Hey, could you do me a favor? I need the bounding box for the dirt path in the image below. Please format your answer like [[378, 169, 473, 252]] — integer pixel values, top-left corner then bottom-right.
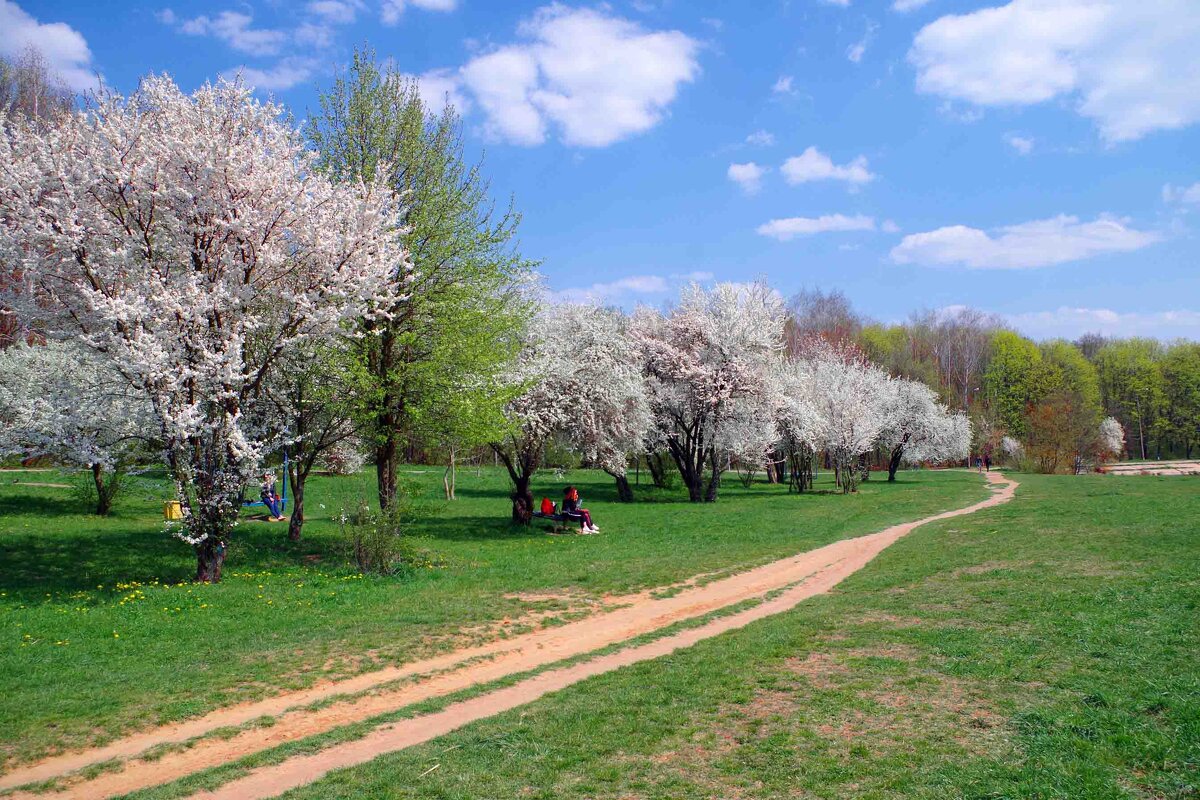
[[2, 472, 1017, 800], [1104, 460, 1200, 476]]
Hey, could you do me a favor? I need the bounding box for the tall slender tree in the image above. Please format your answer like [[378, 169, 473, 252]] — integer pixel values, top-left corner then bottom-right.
[[308, 49, 535, 510]]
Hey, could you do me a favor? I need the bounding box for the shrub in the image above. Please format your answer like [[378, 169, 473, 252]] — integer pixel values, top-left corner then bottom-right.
[[338, 500, 419, 576]]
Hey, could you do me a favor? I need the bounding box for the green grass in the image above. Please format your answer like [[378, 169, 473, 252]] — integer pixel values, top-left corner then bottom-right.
[[257, 474, 1200, 800], [0, 464, 983, 768]]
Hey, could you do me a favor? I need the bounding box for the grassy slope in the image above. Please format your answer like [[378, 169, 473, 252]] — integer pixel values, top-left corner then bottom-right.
[[0, 466, 982, 767], [276, 474, 1200, 800]]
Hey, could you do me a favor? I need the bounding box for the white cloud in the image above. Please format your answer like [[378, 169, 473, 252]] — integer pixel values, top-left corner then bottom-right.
[[295, 22, 334, 48], [757, 214, 876, 241], [1005, 134, 1034, 155], [728, 162, 767, 194], [0, 0, 98, 91], [408, 67, 471, 113], [892, 0, 932, 11], [746, 129, 775, 146], [772, 74, 795, 95], [781, 146, 875, 186], [890, 214, 1160, 269], [459, 5, 700, 147], [551, 274, 670, 304], [155, 8, 177, 25], [846, 21, 878, 63], [228, 57, 318, 92], [909, 0, 1200, 143], [1008, 307, 1200, 340], [381, 0, 458, 25], [180, 10, 287, 55], [671, 270, 714, 282], [1163, 182, 1200, 205], [881, 219, 901, 233], [820, 0, 852, 6], [307, 0, 360, 24]]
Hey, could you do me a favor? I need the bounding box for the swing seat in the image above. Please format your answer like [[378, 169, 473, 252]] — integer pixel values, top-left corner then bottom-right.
[[243, 453, 289, 512]]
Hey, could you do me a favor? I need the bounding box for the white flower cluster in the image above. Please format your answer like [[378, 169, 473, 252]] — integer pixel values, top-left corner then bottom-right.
[[0, 76, 408, 548]]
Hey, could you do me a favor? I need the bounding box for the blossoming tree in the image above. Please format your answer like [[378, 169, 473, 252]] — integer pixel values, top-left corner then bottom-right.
[[0, 341, 152, 515], [879, 378, 971, 481], [632, 283, 784, 502], [1099, 416, 1125, 460], [0, 77, 404, 581], [804, 342, 893, 493], [492, 303, 650, 522]]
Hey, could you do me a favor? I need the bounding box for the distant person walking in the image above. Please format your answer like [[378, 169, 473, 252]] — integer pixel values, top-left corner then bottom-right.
[[984, 454, 992, 472]]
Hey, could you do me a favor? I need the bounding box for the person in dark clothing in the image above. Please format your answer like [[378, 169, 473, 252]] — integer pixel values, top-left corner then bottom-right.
[[260, 472, 284, 521], [983, 453, 992, 472], [562, 486, 599, 533]]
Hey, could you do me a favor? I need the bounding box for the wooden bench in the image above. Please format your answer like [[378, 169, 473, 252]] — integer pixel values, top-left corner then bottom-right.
[[531, 510, 575, 533]]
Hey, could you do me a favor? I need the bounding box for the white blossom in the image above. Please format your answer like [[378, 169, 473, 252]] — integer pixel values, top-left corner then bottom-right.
[[1099, 416, 1124, 457], [631, 282, 784, 501], [0, 76, 406, 573], [880, 378, 971, 473]]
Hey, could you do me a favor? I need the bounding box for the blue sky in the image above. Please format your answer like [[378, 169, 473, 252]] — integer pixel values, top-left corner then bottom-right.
[[3, 0, 1199, 339]]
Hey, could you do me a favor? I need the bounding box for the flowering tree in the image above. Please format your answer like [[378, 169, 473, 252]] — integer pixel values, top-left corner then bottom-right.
[[632, 283, 784, 502], [492, 303, 650, 522], [880, 378, 971, 481], [771, 359, 826, 492], [0, 77, 403, 581], [804, 342, 893, 493], [1099, 416, 1125, 460], [0, 341, 152, 514]]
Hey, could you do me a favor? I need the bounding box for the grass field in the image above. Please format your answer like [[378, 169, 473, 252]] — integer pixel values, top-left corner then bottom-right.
[[0, 465, 985, 769], [256, 473, 1199, 800]]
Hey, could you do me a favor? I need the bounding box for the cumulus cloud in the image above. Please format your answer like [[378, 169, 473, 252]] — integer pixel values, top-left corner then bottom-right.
[[728, 162, 767, 194], [1005, 134, 1034, 155], [228, 57, 318, 92], [1008, 307, 1200, 340], [381, 0, 458, 26], [909, 0, 1200, 142], [893, 0, 933, 11], [408, 67, 471, 113], [781, 147, 874, 186], [1163, 182, 1200, 205], [458, 5, 700, 147], [180, 10, 288, 55], [756, 214, 876, 241], [890, 214, 1160, 269], [772, 75, 796, 95], [0, 0, 98, 91]]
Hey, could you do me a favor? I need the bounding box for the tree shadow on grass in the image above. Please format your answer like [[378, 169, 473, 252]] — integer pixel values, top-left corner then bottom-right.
[[0, 493, 92, 519]]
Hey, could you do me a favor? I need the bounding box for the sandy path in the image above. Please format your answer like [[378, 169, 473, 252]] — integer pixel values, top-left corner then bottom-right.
[[3, 472, 1016, 800]]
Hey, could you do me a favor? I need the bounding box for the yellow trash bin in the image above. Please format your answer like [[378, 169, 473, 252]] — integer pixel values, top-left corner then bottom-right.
[[164, 500, 183, 521]]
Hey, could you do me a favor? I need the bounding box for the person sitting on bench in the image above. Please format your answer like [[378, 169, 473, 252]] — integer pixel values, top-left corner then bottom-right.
[[562, 486, 598, 533]]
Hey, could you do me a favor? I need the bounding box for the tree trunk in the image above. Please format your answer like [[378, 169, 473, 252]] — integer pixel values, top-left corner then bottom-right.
[[443, 448, 457, 500], [376, 432, 398, 510], [887, 445, 903, 482], [612, 472, 634, 503], [511, 474, 532, 524], [91, 463, 113, 516], [195, 538, 227, 583], [645, 451, 670, 488], [287, 472, 305, 542], [703, 449, 722, 502]]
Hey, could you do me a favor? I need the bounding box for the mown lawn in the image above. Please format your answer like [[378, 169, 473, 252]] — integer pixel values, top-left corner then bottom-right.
[[273, 473, 1200, 800], [0, 465, 983, 768]]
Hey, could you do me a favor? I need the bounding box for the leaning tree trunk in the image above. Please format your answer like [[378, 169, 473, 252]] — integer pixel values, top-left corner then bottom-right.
[[91, 463, 114, 516], [195, 538, 227, 583], [646, 452, 672, 489], [609, 471, 634, 503], [887, 444, 904, 482]]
